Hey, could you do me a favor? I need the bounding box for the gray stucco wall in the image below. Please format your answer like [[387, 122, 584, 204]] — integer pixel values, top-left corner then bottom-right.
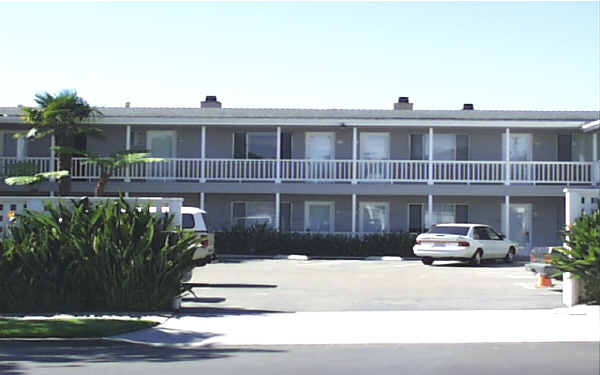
[[87, 126, 126, 155]]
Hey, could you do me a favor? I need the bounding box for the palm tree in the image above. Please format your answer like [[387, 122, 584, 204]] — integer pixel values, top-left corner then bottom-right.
[[19, 90, 102, 195], [54, 147, 163, 196]]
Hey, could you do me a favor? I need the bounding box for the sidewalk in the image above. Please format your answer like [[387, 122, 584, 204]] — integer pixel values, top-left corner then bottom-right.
[[112, 305, 600, 348]]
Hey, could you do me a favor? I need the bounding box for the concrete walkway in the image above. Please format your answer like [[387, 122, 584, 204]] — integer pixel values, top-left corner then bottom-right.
[[112, 305, 600, 348]]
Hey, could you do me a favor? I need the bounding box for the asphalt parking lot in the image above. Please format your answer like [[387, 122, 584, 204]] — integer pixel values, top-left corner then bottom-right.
[[185, 258, 563, 312]]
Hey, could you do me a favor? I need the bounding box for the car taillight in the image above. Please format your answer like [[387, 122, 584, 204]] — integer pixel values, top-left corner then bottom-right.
[[415, 240, 422, 245], [458, 241, 470, 247]]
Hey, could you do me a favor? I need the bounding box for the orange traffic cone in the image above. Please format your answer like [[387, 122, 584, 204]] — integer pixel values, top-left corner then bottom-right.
[[536, 274, 553, 288]]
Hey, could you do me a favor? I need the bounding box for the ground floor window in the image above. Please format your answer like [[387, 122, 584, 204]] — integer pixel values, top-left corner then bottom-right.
[[304, 201, 334, 233], [409, 203, 469, 233], [232, 201, 291, 231], [359, 202, 389, 233]]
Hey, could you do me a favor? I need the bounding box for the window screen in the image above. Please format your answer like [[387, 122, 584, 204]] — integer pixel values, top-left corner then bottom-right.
[[410, 135, 423, 160], [456, 135, 469, 161], [409, 204, 423, 233], [455, 204, 469, 223], [557, 135, 571, 162]]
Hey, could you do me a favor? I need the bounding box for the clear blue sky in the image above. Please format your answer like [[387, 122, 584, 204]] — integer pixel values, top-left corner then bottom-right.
[[0, 2, 598, 110]]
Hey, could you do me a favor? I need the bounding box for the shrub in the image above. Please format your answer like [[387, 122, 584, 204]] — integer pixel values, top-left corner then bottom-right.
[[0, 197, 203, 313], [215, 224, 416, 257], [552, 210, 600, 304]]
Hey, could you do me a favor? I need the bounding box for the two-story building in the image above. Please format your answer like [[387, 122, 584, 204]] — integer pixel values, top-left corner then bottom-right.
[[1, 96, 599, 251]]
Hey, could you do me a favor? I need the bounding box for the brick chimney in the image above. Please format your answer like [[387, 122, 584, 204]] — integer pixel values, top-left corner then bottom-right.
[[201, 95, 222, 108], [394, 97, 413, 110]]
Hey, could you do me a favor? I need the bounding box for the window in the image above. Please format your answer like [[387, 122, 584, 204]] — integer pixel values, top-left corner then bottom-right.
[[359, 202, 389, 233], [558, 134, 592, 162], [473, 227, 491, 240], [305, 201, 334, 233], [1, 132, 17, 157], [147, 131, 176, 157], [428, 226, 470, 236], [485, 227, 502, 240], [502, 133, 532, 161], [428, 204, 469, 226], [412, 134, 469, 160], [232, 201, 291, 231], [182, 213, 195, 229], [234, 132, 292, 159]]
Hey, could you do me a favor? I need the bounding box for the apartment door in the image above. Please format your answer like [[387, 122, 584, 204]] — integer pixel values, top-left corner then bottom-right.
[[501, 203, 532, 251], [147, 131, 176, 178], [306, 133, 334, 180], [360, 132, 390, 180]]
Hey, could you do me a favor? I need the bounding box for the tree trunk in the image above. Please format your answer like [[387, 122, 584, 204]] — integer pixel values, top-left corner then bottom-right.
[[57, 134, 73, 196], [95, 172, 111, 196]]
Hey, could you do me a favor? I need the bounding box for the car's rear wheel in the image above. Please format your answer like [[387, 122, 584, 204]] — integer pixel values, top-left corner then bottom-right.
[[421, 257, 434, 266], [470, 250, 482, 266], [504, 247, 516, 264]]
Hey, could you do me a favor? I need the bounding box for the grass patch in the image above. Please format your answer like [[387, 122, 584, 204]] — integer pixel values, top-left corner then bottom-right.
[[0, 318, 158, 338]]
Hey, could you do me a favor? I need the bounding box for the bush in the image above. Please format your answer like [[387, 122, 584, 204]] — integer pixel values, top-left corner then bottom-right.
[[215, 224, 416, 257], [0, 197, 203, 313], [552, 210, 600, 304]]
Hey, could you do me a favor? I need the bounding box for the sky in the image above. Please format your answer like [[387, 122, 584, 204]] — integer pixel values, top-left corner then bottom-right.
[[0, 1, 598, 111]]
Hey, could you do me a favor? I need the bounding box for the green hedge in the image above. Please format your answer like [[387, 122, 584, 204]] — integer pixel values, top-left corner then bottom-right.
[[215, 224, 416, 257], [0, 197, 203, 313]]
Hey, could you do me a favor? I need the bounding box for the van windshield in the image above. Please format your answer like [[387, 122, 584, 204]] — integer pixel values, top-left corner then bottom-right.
[[428, 226, 469, 236]]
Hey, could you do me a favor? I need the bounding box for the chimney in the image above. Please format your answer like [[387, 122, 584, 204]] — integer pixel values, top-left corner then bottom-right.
[[125, 102, 131, 108], [463, 103, 474, 110], [394, 97, 413, 110], [201, 95, 222, 108]]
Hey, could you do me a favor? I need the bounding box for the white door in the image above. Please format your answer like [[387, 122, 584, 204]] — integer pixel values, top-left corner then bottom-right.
[[305, 201, 334, 233], [147, 131, 176, 178], [501, 203, 532, 251], [360, 133, 390, 180], [359, 202, 389, 233]]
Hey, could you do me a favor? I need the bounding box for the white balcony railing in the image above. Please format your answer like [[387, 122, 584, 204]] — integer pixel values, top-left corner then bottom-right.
[[0, 157, 52, 176], [1, 157, 596, 185]]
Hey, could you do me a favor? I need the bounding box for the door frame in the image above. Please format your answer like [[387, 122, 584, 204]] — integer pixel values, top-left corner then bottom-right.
[[304, 201, 335, 233], [501, 203, 533, 250], [359, 201, 390, 233]]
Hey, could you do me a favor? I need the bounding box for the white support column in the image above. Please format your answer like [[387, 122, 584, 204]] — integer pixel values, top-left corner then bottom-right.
[[428, 127, 434, 185], [593, 133, 598, 185], [275, 193, 280, 231], [276, 126, 282, 183], [352, 194, 357, 233], [125, 125, 131, 183], [505, 128, 511, 185], [504, 195, 510, 240], [200, 192, 205, 211], [352, 127, 358, 184], [16, 138, 26, 161], [200, 126, 206, 182], [427, 194, 433, 229]]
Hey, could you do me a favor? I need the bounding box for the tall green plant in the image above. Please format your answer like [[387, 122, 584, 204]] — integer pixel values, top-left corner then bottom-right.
[[0, 197, 203, 313], [552, 211, 600, 304]]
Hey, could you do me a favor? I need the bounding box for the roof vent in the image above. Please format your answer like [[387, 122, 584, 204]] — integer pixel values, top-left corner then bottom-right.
[[201, 95, 222, 108], [394, 96, 413, 110], [463, 103, 474, 110]]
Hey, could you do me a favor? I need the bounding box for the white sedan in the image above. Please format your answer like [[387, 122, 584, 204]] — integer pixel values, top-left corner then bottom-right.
[[412, 224, 518, 266]]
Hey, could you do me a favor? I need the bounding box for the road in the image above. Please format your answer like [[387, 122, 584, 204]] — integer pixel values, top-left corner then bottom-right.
[[1, 340, 598, 375]]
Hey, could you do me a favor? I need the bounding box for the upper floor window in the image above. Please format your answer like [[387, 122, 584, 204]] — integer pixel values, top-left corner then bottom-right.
[[234, 132, 292, 159], [0, 131, 17, 157], [411, 134, 469, 160], [558, 134, 592, 162]]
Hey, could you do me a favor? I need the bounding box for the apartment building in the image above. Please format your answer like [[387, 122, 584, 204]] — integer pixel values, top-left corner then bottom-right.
[[1, 96, 599, 251]]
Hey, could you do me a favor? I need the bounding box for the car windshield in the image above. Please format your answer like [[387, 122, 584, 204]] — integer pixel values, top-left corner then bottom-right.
[[427, 226, 469, 235]]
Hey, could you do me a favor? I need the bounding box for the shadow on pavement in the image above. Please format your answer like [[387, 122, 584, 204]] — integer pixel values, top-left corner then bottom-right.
[[177, 306, 290, 317], [0, 340, 284, 369], [181, 297, 226, 303], [432, 261, 526, 269], [185, 283, 277, 288]]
